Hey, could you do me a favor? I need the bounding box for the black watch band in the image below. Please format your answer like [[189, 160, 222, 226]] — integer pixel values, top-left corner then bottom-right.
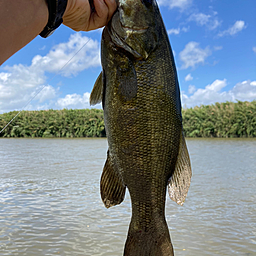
[[40, 0, 68, 38]]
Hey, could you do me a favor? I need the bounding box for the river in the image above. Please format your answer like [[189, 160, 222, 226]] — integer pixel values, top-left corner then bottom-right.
[[0, 138, 255, 255]]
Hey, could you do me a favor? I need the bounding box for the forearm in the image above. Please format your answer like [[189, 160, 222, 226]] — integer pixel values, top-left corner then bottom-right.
[[0, 0, 117, 65], [0, 0, 48, 65]]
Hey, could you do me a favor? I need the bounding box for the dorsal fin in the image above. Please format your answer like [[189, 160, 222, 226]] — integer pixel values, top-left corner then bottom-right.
[[90, 72, 103, 106]]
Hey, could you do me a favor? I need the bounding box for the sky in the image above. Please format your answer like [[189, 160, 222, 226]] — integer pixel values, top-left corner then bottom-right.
[[0, 0, 255, 114]]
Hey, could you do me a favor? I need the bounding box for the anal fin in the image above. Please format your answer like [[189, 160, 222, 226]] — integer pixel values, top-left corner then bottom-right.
[[101, 151, 126, 208], [168, 132, 192, 206]]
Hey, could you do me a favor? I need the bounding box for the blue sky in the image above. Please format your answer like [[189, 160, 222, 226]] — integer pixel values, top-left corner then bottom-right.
[[0, 0, 255, 113]]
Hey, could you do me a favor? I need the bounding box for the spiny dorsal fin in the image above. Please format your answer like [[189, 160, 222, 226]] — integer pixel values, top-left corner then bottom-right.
[[90, 72, 103, 106], [101, 151, 126, 208], [168, 132, 192, 206]]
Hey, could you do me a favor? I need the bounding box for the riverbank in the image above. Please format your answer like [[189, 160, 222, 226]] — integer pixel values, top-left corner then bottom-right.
[[1, 101, 255, 138]]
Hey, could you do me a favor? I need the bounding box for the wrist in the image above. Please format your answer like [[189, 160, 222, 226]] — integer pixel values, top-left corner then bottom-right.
[[40, 0, 68, 38]]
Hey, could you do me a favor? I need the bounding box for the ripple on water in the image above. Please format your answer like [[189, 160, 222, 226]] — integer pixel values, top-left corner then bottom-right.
[[0, 138, 256, 255]]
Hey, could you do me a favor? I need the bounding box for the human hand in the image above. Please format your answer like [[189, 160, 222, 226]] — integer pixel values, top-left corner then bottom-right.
[[63, 0, 117, 31]]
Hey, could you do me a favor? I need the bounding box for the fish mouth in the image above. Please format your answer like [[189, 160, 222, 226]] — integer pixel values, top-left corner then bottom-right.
[[107, 12, 149, 59], [109, 26, 147, 59], [112, 12, 149, 36]]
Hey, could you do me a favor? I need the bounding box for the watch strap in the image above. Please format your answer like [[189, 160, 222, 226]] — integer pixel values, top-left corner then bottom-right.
[[40, 0, 68, 38]]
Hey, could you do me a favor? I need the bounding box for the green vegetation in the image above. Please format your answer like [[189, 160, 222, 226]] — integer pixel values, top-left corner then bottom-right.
[[182, 101, 256, 138], [0, 101, 255, 138], [0, 109, 105, 138]]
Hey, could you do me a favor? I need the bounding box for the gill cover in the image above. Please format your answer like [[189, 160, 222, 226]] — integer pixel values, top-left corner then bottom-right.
[[110, 0, 158, 59]]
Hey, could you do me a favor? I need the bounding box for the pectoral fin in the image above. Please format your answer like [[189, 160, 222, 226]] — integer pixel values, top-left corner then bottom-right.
[[100, 151, 126, 208], [168, 132, 192, 206], [90, 72, 103, 106]]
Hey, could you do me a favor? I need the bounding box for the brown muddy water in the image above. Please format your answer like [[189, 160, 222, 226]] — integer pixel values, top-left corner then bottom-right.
[[0, 138, 255, 255]]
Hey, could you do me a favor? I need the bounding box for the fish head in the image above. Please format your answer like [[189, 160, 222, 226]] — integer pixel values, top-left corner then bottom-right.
[[107, 0, 160, 59], [117, 0, 154, 31]]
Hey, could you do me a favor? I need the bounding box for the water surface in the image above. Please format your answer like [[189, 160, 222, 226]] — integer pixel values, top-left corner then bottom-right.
[[0, 138, 255, 255]]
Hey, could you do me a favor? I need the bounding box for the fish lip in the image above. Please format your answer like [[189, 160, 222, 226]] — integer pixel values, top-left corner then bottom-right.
[[106, 9, 150, 59], [111, 9, 149, 36]]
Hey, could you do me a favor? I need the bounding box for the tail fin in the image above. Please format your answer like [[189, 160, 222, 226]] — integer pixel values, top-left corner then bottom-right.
[[124, 219, 174, 256]]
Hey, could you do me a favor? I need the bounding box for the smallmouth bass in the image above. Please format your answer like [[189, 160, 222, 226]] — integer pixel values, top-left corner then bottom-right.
[[90, 0, 192, 255]]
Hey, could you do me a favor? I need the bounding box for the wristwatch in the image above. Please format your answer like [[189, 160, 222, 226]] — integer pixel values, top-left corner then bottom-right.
[[40, 0, 68, 38]]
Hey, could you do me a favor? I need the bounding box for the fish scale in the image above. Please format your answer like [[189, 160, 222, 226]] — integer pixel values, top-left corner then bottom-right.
[[90, 0, 192, 255]]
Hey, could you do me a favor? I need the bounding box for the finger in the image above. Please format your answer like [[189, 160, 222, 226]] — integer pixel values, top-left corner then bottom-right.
[[63, 0, 91, 31], [88, 0, 116, 30], [103, 0, 117, 23]]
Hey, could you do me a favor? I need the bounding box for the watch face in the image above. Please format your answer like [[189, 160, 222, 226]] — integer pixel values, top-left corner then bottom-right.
[[41, 29, 56, 38], [47, 30, 56, 38]]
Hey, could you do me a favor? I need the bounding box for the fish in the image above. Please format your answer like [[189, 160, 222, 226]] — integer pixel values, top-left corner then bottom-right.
[[90, 0, 192, 255]]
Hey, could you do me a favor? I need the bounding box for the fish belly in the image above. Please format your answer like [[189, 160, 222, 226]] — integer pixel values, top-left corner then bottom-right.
[[104, 59, 181, 256]]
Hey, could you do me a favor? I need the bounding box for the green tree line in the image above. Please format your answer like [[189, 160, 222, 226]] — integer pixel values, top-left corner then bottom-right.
[[0, 109, 105, 138], [0, 101, 255, 138], [182, 101, 256, 138]]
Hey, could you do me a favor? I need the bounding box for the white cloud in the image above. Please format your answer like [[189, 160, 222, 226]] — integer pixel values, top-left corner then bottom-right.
[[168, 28, 180, 35], [0, 64, 46, 113], [168, 27, 189, 35], [39, 45, 46, 51], [182, 27, 190, 32], [56, 93, 90, 109], [189, 13, 210, 26], [179, 42, 211, 69], [188, 12, 221, 30], [31, 33, 100, 77], [214, 46, 223, 51], [0, 33, 100, 113], [209, 19, 222, 30], [37, 85, 57, 103], [185, 73, 193, 81], [0, 72, 11, 82], [218, 20, 246, 37], [232, 80, 256, 100], [56, 93, 101, 109], [188, 85, 196, 94], [158, 0, 192, 10], [182, 79, 256, 108], [253, 47, 256, 53]]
